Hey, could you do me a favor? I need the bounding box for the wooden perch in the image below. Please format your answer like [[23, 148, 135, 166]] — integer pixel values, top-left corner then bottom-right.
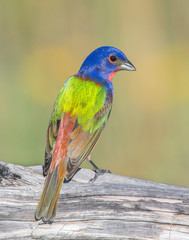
[[0, 161, 189, 240]]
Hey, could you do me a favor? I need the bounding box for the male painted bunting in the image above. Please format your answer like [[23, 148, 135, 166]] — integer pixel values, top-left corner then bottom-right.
[[35, 46, 136, 223]]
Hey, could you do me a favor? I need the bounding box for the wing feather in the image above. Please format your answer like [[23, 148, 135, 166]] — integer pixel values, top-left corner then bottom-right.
[[43, 119, 60, 176], [65, 105, 112, 180], [43, 77, 113, 178]]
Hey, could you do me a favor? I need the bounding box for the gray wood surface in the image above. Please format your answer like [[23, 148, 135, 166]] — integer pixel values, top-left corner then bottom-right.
[[0, 161, 189, 240]]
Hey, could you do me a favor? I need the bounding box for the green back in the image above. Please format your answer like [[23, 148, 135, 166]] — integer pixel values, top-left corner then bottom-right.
[[51, 76, 108, 133]]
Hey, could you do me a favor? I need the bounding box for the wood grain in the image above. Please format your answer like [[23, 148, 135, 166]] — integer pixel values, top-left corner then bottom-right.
[[0, 161, 189, 240]]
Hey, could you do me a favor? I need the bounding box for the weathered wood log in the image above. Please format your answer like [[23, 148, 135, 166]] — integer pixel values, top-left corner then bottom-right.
[[0, 161, 189, 240]]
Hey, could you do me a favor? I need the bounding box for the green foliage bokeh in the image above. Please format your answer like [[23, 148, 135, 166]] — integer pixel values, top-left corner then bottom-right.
[[1, 0, 189, 187]]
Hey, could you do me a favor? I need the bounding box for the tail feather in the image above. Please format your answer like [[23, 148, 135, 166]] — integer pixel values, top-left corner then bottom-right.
[[35, 160, 66, 223]]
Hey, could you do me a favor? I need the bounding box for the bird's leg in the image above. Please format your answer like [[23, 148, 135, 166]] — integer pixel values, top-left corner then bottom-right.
[[87, 154, 111, 182], [87, 154, 100, 172]]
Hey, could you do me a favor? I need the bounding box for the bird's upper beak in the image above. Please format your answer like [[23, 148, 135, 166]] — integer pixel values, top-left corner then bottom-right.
[[119, 59, 136, 71]]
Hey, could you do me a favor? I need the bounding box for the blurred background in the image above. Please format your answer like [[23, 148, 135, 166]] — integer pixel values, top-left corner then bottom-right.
[[1, 0, 189, 187]]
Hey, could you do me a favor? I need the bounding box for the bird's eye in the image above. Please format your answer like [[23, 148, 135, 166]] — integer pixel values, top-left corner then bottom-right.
[[109, 54, 118, 63]]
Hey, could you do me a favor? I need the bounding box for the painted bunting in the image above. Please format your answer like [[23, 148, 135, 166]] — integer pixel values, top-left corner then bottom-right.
[[35, 46, 136, 223]]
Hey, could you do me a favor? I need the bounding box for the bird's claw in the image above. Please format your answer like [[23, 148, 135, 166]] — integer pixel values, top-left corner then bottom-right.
[[89, 168, 111, 183]]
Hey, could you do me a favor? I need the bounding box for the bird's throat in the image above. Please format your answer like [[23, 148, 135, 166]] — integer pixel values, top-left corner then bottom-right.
[[109, 70, 118, 82]]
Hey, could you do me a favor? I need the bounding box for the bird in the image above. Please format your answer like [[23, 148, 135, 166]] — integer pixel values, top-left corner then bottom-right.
[[35, 46, 136, 223]]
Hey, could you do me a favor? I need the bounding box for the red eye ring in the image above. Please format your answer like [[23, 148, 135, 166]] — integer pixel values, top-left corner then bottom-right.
[[109, 54, 118, 63]]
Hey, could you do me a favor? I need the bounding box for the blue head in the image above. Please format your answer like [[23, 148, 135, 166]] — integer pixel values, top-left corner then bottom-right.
[[77, 46, 135, 84]]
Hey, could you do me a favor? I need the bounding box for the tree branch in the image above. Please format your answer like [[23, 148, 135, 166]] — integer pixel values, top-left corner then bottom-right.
[[0, 161, 189, 240]]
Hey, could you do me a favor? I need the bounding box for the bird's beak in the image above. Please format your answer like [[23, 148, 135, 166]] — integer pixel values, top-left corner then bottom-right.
[[120, 59, 136, 71]]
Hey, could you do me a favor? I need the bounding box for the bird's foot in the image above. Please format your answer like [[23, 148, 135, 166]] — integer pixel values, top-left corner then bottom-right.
[[90, 168, 111, 183], [87, 156, 111, 182]]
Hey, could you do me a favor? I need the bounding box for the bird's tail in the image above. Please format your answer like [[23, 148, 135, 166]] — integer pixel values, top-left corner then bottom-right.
[[35, 160, 66, 223]]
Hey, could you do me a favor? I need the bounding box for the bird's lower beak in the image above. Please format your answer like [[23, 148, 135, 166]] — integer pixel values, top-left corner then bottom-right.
[[120, 59, 136, 71]]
